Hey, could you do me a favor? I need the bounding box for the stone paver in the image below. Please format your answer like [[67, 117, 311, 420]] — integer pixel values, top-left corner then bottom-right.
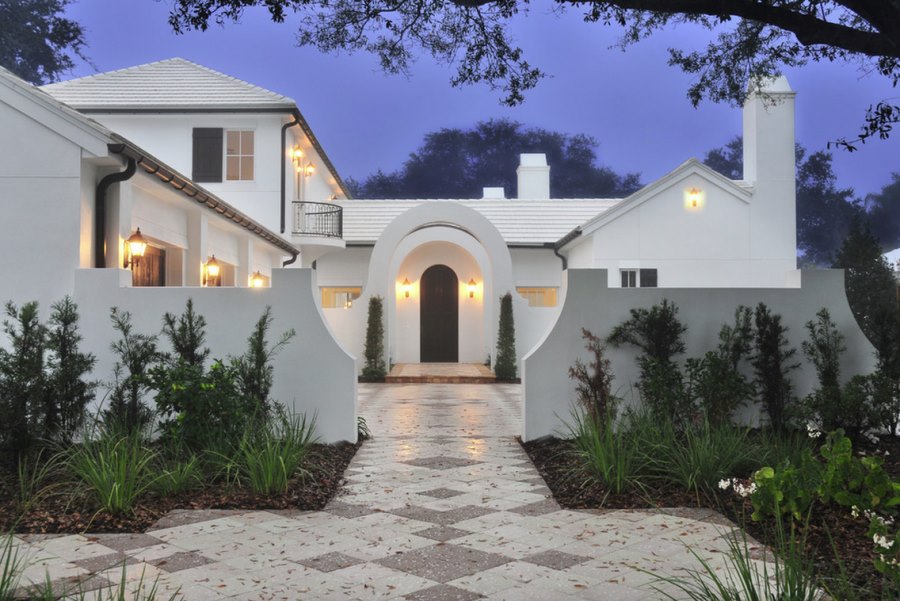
[[8, 383, 770, 600]]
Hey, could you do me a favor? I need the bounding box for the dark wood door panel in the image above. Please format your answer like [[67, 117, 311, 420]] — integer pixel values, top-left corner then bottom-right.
[[420, 264, 458, 362]]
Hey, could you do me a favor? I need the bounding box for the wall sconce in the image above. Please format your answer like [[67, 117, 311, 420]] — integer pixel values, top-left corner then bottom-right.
[[291, 146, 304, 163], [305, 163, 316, 177], [402, 278, 411, 298], [123, 228, 147, 270], [345, 298, 353, 309], [686, 187, 702, 209], [468, 278, 477, 299], [250, 270, 265, 288], [203, 255, 220, 287]]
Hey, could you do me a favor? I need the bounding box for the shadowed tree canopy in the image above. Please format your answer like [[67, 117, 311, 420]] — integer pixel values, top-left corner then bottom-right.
[[0, 0, 88, 85], [703, 136, 862, 266], [864, 174, 900, 252], [168, 1, 899, 148], [346, 119, 642, 199]]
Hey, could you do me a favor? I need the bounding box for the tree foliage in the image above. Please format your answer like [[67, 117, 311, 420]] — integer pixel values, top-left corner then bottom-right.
[[494, 292, 517, 380], [703, 136, 862, 266], [168, 1, 900, 146], [864, 174, 900, 252], [0, 0, 88, 85], [362, 296, 386, 380], [349, 120, 641, 199]]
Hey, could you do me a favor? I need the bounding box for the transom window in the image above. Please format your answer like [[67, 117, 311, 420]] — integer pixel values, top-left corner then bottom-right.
[[321, 287, 362, 308], [225, 130, 254, 181], [517, 287, 558, 307], [621, 269, 658, 288]]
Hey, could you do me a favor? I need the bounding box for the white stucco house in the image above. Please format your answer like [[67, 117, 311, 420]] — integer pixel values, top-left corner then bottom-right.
[[0, 57, 812, 440]]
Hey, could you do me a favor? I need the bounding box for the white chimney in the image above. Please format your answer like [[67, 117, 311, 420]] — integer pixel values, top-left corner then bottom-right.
[[482, 187, 505, 199], [742, 74, 797, 267], [517, 153, 550, 199]]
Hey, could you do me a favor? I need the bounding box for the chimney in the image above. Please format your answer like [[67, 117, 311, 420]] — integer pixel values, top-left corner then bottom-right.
[[742, 74, 797, 267], [482, 187, 505, 199], [517, 153, 550, 199]]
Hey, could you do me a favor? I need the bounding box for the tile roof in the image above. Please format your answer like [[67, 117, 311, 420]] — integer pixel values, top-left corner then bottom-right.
[[41, 58, 296, 110], [338, 199, 621, 245]]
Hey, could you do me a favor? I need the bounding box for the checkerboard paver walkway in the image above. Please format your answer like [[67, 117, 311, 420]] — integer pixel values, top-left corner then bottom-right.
[[8, 383, 768, 600]]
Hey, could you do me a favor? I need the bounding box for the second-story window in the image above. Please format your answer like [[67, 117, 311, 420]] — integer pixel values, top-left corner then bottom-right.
[[225, 130, 254, 181]]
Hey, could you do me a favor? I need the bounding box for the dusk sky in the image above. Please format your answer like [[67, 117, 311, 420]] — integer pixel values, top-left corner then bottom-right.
[[63, 0, 898, 198]]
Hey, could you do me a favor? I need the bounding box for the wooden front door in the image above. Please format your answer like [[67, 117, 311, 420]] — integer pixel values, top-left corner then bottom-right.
[[420, 264, 458, 362]]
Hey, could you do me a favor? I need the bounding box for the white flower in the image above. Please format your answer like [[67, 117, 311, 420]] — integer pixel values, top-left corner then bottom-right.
[[873, 534, 892, 550], [851, 505, 860, 518], [806, 423, 822, 439], [718, 479, 731, 491]]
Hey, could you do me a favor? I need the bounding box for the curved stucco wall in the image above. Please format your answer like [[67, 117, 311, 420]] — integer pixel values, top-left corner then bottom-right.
[[74, 267, 357, 443], [522, 269, 877, 441]]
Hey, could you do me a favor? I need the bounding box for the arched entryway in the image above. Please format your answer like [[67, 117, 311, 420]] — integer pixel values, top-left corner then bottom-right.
[[420, 264, 459, 362]]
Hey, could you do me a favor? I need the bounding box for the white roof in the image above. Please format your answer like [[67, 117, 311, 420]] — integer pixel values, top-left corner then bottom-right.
[[41, 58, 296, 110], [339, 199, 621, 245]]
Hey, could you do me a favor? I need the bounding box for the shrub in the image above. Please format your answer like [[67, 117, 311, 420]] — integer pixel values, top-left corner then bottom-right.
[[66, 427, 158, 515], [608, 299, 689, 420], [105, 309, 158, 434], [231, 307, 295, 416], [0, 534, 25, 601], [751, 303, 800, 432], [44, 297, 96, 443], [161, 298, 209, 368], [494, 292, 517, 380], [0, 302, 46, 463], [153, 455, 202, 495], [568, 328, 617, 426], [362, 296, 386, 379]]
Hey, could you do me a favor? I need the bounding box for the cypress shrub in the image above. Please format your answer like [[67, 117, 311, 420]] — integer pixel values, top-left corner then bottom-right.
[[495, 292, 517, 380], [363, 296, 386, 380]]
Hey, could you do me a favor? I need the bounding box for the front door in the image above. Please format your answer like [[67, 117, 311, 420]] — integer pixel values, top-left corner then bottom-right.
[[420, 264, 458, 362]]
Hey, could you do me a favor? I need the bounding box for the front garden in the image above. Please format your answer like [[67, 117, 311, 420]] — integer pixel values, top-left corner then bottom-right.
[[0, 298, 358, 536], [524, 299, 900, 599]]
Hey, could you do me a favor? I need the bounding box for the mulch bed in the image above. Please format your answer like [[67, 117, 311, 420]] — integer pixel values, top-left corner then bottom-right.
[[522, 434, 900, 599], [0, 440, 360, 535]]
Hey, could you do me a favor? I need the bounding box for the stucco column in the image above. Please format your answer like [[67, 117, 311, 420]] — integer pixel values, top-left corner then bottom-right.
[[238, 236, 253, 287], [105, 178, 133, 270], [186, 211, 208, 286]]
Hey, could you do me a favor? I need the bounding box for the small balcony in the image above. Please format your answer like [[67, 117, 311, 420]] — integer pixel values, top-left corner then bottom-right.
[[292, 201, 343, 238], [291, 201, 344, 265]]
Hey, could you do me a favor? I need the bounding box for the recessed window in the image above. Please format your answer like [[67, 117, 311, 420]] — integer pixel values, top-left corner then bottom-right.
[[225, 130, 254, 181], [321, 287, 361, 308], [517, 287, 558, 307], [620, 269, 658, 288]]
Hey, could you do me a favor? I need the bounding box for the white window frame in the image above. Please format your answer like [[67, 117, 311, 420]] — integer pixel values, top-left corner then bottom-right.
[[620, 269, 638, 288], [224, 129, 255, 182]]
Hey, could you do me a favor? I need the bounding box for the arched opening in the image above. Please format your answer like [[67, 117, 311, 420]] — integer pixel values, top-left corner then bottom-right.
[[419, 264, 459, 362]]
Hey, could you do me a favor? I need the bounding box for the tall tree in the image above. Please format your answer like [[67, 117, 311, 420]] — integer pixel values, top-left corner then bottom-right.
[[863, 174, 900, 251], [0, 0, 88, 85], [350, 119, 641, 198], [168, 1, 899, 147], [702, 136, 862, 266]]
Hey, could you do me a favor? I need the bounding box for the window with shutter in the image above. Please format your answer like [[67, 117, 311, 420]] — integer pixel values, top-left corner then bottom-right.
[[192, 128, 223, 182], [639, 269, 658, 288]]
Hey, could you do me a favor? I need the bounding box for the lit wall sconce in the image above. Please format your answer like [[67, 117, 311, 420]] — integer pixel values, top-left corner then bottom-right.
[[305, 163, 316, 177], [345, 298, 353, 309], [250, 270, 265, 288], [468, 278, 477, 299], [123, 228, 147, 270], [402, 278, 411, 298], [203, 255, 220, 287], [291, 146, 304, 163], [685, 186, 703, 209]]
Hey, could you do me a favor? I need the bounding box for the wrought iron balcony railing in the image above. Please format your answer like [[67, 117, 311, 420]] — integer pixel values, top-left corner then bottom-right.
[[292, 201, 343, 239]]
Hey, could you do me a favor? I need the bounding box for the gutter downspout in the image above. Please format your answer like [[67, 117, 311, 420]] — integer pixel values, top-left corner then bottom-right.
[[281, 113, 301, 234], [552, 245, 568, 271], [282, 254, 298, 268], [95, 151, 136, 268]]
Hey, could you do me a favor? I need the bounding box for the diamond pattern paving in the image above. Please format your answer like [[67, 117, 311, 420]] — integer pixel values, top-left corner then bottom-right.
[[7, 383, 772, 600]]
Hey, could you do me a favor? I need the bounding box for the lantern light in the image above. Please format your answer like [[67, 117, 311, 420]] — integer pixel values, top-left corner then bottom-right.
[[305, 163, 316, 177], [250, 270, 265, 288], [291, 146, 304, 162], [402, 277, 411, 298], [123, 228, 147, 270], [204, 255, 221, 286], [468, 278, 477, 299], [687, 187, 702, 209]]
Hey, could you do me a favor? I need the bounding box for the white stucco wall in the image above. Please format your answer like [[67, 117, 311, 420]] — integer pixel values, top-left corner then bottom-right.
[[74, 268, 357, 443], [522, 269, 877, 441]]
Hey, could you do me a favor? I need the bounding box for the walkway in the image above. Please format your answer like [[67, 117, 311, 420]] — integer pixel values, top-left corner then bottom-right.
[[385, 364, 496, 384], [9, 384, 760, 600]]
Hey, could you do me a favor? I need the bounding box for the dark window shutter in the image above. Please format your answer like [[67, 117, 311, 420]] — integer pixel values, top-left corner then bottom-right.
[[192, 128, 223, 182], [640, 269, 658, 288]]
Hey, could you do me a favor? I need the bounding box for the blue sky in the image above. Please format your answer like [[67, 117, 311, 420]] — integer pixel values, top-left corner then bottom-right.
[[64, 0, 898, 197]]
